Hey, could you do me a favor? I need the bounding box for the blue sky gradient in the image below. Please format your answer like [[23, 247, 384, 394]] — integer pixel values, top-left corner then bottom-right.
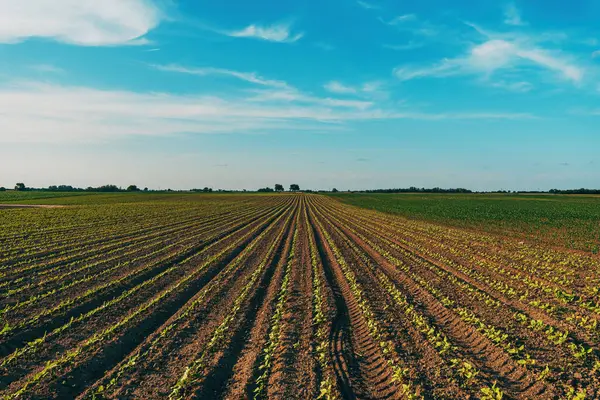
[[0, 0, 598, 190]]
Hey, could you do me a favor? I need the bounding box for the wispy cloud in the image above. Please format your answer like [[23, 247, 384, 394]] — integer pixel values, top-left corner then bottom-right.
[[515, 46, 583, 82], [356, 1, 381, 10], [490, 80, 533, 92], [585, 38, 598, 46], [394, 62, 456, 81], [569, 107, 600, 116], [248, 87, 373, 110], [0, 81, 361, 143], [324, 81, 357, 94], [361, 81, 383, 92], [395, 38, 584, 85], [383, 14, 417, 25], [383, 42, 423, 51], [504, 3, 526, 26], [380, 14, 443, 38], [323, 80, 385, 98], [592, 50, 600, 58], [0, 81, 533, 143], [29, 64, 64, 74], [225, 22, 303, 43], [0, 0, 161, 46], [152, 64, 290, 88]]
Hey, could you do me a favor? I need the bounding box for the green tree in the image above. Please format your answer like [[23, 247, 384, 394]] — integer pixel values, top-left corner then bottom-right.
[[14, 183, 26, 191], [126, 185, 140, 192], [289, 184, 300, 192], [332, 188, 339, 193], [274, 184, 284, 192]]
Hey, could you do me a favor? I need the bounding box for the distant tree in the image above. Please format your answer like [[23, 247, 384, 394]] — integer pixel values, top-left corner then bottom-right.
[[143, 187, 149, 192], [14, 183, 26, 191], [126, 185, 140, 192], [203, 187, 213, 193], [47, 185, 78, 192], [93, 185, 121, 192], [0, 187, 6, 192], [549, 188, 600, 194], [289, 184, 300, 192], [257, 187, 275, 193], [361, 187, 473, 194], [332, 188, 339, 193], [274, 184, 284, 192]]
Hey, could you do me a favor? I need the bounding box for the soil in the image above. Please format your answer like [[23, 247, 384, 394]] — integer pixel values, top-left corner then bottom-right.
[[1, 194, 598, 399]]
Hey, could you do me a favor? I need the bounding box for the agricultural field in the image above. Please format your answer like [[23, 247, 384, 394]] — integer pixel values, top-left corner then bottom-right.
[[329, 192, 600, 254], [1, 193, 600, 399]]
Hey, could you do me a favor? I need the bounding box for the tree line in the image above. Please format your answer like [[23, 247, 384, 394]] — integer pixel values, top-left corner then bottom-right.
[[360, 187, 472, 194], [2, 183, 304, 193], [2, 183, 599, 195], [5, 183, 146, 192], [257, 184, 300, 193]]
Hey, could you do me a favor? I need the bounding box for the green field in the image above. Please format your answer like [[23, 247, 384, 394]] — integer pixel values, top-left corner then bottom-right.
[[328, 193, 600, 253], [0, 191, 240, 205], [4, 191, 600, 253], [0, 191, 92, 203], [2, 191, 600, 398]]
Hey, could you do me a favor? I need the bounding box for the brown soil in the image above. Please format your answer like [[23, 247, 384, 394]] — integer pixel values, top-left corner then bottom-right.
[[0, 204, 67, 209], [1, 194, 597, 400]]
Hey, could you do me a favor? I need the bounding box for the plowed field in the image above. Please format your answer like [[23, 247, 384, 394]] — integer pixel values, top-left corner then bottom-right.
[[1, 194, 599, 399]]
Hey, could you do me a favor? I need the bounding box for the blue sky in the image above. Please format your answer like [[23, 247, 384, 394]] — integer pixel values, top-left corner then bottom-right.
[[0, 0, 599, 191]]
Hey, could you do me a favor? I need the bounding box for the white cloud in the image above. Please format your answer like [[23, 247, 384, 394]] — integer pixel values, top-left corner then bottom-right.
[[394, 61, 457, 81], [0, 82, 354, 143], [504, 3, 526, 26], [361, 81, 382, 92], [386, 14, 417, 25], [515, 47, 583, 82], [383, 42, 423, 51], [0, 81, 532, 143], [585, 38, 598, 46], [324, 81, 357, 94], [356, 1, 381, 10], [29, 64, 64, 73], [226, 22, 303, 43], [153, 64, 290, 88], [491, 80, 533, 92], [323, 80, 384, 97], [382, 16, 441, 38], [0, 0, 161, 46], [467, 40, 516, 71], [248, 87, 373, 110], [395, 39, 584, 84], [592, 50, 600, 58]]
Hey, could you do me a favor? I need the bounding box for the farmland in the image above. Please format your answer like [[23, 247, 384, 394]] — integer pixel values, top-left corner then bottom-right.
[[329, 192, 600, 253], [1, 193, 600, 399]]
